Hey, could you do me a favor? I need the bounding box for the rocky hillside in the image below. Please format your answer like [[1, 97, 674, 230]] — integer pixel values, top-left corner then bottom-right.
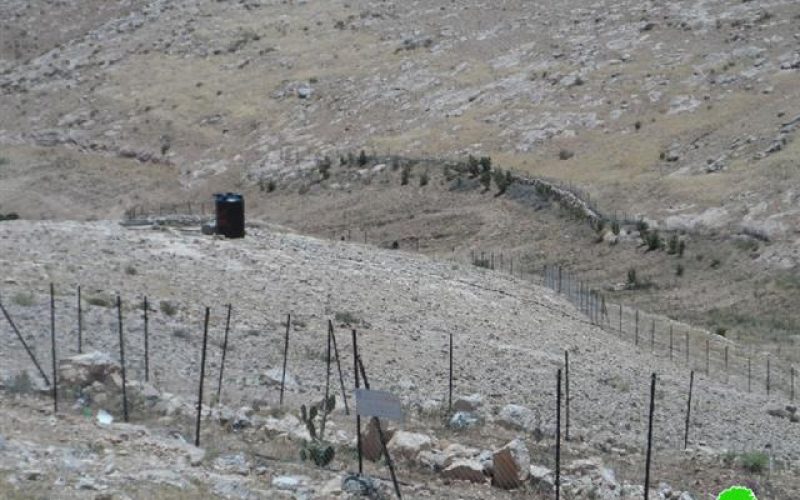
[[0, 220, 798, 497], [0, 0, 799, 239]]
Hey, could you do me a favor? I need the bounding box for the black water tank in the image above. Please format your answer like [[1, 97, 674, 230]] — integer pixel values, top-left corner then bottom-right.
[[214, 193, 245, 238]]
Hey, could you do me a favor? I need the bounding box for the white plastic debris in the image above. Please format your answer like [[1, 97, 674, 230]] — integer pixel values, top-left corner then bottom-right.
[[96, 410, 113, 426]]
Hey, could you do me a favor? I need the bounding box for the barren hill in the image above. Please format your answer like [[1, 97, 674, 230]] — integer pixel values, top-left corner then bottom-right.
[[0, 220, 798, 497]]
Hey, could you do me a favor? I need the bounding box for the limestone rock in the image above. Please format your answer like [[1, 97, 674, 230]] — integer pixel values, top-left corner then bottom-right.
[[496, 404, 539, 433], [387, 431, 433, 461]]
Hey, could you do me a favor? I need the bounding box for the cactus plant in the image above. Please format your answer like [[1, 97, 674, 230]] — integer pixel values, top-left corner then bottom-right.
[[298, 395, 336, 467]]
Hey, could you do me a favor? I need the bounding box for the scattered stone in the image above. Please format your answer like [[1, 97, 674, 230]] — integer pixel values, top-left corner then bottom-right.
[[59, 352, 121, 389], [259, 368, 298, 388], [441, 459, 486, 484], [452, 394, 482, 412], [387, 431, 433, 461], [23, 470, 43, 481], [213, 453, 250, 475], [492, 439, 530, 489], [271, 475, 307, 491], [496, 404, 539, 433], [362, 417, 393, 461], [448, 411, 481, 430]]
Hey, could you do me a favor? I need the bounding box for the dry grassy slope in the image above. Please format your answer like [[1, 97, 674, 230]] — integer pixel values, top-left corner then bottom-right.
[[247, 161, 800, 365], [0, 0, 799, 236], [0, 220, 799, 498]]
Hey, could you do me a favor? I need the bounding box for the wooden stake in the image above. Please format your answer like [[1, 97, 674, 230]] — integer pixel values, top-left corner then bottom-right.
[[195, 307, 210, 446], [329, 320, 349, 415], [684, 371, 694, 450], [77, 285, 83, 353], [564, 350, 570, 441], [352, 329, 363, 474], [448, 333, 453, 414], [0, 296, 50, 385], [644, 373, 656, 500], [556, 368, 562, 500], [279, 313, 291, 406], [117, 296, 129, 422], [143, 297, 149, 383], [50, 284, 58, 414], [216, 304, 232, 403]]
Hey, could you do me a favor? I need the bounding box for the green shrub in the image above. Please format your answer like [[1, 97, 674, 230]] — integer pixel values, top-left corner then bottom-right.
[[636, 219, 649, 232], [627, 268, 638, 288], [318, 156, 332, 179], [667, 234, 679, 255], [159, 300, 178, 316], [740, 451, 768, 473], [86, 295, 113, 308], [401, 164, 411, 185], [479, 156, 492, 172], [419, 171, 429, 187], [11, 292, 35, 307], [334, 311, 360, 325], [479, 169, 491, 191], [467, 155, 480, 177], [644, 230, 662, 251]]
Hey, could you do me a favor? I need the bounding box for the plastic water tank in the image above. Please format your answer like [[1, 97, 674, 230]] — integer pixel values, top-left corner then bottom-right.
[[214, 193, 245, 238]]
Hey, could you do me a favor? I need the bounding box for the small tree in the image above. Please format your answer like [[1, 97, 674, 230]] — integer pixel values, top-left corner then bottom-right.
[[493, 169, 509, 194], [479, 156, 492, 172], [479, 169, 492, 191]]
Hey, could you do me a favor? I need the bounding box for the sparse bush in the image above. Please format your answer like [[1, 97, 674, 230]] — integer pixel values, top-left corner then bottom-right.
[[318, 156, 332, 179], [558, 149, 574, 160], [401, 164, 411, 185], [86, 295, 113, 308], [6, 370, 33, 394], [636, 219, 649, 232], [479, 167, 492, 191], [358, 149, 368, 167], [334, 311, 360, 326], [676, 264, 684, 277], [124, 264, 138, 276], [714, 327, 727, 337], [740, 451, 768, 473], [627, 268, 638, 288], [12, 292, 35, 307], [479, 156, 492, 172], [391, 158, 401, 171], [172, 328, 189, 339], [644, 230, 662, 252], [467, 155, 480, 177], [419, 171, 429, 187], [493, 169, 511, 194], [611, 220, 621, 235], [678, 240, 686, 257], [710, 258, 721, 269], [0, 157, 9, 166], [667, 234, 679, 255], [159, 300, 178, 316], [473, 258, 491, 269], [634, 120, 642, 131]]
